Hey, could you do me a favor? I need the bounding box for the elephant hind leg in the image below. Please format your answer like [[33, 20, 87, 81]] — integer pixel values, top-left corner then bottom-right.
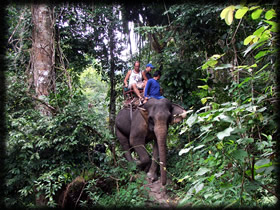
[[116, 129, 133, 162]]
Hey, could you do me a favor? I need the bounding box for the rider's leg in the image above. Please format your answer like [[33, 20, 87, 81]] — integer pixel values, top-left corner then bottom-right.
[[131, 83, 143, 99]]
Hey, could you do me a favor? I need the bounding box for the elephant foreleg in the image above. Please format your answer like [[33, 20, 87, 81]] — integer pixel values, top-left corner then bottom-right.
[[147, 142, 159, 182], [116, 129, 133, 162], [131, 141, 151, 172]]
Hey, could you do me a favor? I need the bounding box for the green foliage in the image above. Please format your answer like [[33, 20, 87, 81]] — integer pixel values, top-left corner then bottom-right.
[[79, 65, 109, 116], [92, 171, 150, 207], [169, 98, 277, 207], [6, 5, 32, 74], [165, 3, 278, 207], [112, 177, 150, 207], [5, 68, 150, 208], [4, 69, 112, 207], [4, 4, 147, 208], [160, 61, 203, 109], [56, 4, 128, 78], [135, 3, 230, 109]]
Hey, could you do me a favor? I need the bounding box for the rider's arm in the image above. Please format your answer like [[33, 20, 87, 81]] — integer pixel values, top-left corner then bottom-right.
[[142, 71, 148, 81], [144, 79, 151, 98], [124, 70, 131, 87]]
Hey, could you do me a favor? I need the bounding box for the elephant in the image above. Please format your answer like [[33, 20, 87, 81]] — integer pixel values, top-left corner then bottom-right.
[[115, 98, 187, 186]]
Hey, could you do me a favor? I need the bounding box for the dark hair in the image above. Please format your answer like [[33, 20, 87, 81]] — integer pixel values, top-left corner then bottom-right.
[[153, 70, 161, 77]]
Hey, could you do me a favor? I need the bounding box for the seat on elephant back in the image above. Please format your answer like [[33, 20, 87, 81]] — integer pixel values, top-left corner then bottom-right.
[[123, 86, 144, 108]]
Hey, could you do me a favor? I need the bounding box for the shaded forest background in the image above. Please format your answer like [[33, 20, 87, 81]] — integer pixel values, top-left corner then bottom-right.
[[1, 0, 279, 208]]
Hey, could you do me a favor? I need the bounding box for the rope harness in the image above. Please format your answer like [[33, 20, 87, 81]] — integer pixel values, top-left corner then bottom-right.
[[127, 97, 143, 121]]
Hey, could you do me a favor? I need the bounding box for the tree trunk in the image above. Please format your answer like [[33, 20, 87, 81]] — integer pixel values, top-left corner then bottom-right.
[[108, 9, 116, 134], [31, 3, 55, 116]]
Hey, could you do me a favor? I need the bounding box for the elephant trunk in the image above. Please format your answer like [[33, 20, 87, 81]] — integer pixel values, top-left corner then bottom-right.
[[154, 123, 168, 185]]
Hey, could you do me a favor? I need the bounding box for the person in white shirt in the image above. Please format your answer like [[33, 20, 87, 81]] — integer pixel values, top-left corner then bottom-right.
[[124, 61, 148, 100]]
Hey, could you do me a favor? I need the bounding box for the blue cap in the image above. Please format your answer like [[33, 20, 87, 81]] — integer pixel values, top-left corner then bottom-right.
[[146, 63, 155, 68]]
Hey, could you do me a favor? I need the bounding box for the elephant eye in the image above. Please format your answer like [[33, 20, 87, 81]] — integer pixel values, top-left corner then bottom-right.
[[148, 116, 154, 125], [148, 117, 154, 131], [167, 114, 173, 123]]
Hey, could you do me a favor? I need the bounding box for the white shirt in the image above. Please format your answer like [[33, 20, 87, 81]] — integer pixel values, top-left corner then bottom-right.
[[128, 70, 143, 88]]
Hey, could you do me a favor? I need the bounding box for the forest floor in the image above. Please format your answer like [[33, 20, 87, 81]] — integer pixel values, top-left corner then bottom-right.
[[143, 178, 179, 208]]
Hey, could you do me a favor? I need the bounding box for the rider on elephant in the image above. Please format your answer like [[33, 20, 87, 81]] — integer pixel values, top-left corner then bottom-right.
[[143, 70, 164, 103], [143, 63, 155, 80], [123, 61, 148, 101]]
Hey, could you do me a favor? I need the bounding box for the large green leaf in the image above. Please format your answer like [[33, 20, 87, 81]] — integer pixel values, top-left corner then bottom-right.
[[244, 35, 255, 45], [217, 127, 234, 140], [213, 113, 234, 123], [186, 113, 198, 127], [201, 124, 213, 132], [255, 158, 270, 167], [254, 50, 269, 59], [251, 9, 263, 19], [235, 7, 248, 19], [196, 167, 211, 176], [236, 138, 254, 145], [179, 146, 194, 156], [225, 6, 235, 25], [255, 159, 275, 174], [253, 26, 266, 36], [194, 182, 204, 194], [265, 9, 276, 20], [220, 5, 233, 19], [231, 149, 248, 162], [264, 20, 278, 32]]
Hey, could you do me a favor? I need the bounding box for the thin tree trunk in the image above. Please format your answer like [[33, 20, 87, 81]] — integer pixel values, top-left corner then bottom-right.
[[108, 8, 117, 167], [108, 12, 116, 134], [31, 3, 55, 116]]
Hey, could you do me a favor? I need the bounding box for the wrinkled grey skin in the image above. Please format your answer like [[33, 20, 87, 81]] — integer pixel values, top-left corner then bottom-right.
[[115, 98, 186, 185]]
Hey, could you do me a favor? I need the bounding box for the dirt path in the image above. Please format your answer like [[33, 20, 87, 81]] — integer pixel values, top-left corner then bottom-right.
[[143, 178, 178, 207]]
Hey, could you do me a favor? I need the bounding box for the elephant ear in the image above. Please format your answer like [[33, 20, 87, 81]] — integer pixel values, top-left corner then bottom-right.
[[170, 103, 187, 124], [138, 107, 149, 124]]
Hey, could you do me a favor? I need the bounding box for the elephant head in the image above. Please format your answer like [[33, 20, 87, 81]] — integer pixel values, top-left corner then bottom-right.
[[115, 98, 187, 186]]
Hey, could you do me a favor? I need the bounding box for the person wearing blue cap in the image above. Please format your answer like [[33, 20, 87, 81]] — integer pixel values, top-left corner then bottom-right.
[[144, 63, 155, 80]]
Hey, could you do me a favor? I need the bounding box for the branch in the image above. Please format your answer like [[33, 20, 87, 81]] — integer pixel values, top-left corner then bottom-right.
[[163, 0, 171, 26], [8, 8, 26, 44], [74, 181, 86, 209], [224, 153, 279, 200], [84, 125, 103, 139], [244, 173, 279, 200], [27, 92, 57, 113], [230, 18, 243, 46]]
